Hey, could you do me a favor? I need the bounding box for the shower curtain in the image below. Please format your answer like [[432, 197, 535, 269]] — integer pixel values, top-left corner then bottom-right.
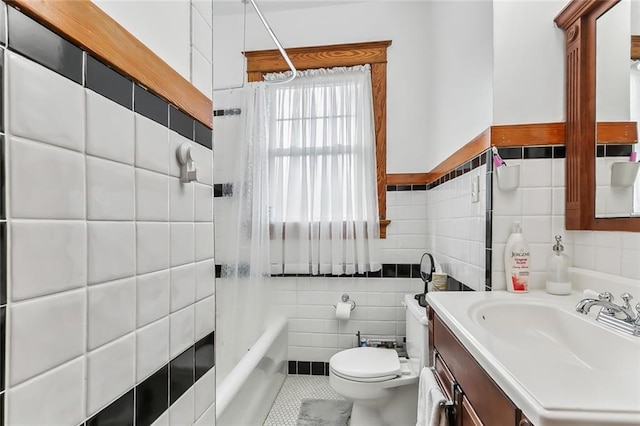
[[218, 66, 381, 380]]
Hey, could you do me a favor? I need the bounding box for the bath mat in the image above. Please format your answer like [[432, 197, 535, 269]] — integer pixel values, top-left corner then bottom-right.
[[296, 399, 353, 426]]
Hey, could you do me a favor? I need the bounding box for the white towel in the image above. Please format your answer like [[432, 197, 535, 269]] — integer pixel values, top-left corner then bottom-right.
[[416, 367, 448, 426]]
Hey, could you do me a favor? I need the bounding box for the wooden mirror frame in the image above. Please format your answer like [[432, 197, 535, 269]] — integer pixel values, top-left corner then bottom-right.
[[555, 0, 640, 232]]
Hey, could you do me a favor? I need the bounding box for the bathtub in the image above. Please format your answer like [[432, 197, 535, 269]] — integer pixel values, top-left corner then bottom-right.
[[216, 315, 288, 426]]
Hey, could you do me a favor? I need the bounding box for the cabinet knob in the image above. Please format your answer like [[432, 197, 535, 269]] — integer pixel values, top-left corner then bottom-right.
[[519, 419, 533, 426]]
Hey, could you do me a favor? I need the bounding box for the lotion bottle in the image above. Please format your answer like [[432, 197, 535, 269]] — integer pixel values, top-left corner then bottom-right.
[[504, 221, 529, 292], [545, 235, 571, 295]]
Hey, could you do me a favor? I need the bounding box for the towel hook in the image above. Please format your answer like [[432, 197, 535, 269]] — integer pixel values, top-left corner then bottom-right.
[[333, 293, 356, 311]]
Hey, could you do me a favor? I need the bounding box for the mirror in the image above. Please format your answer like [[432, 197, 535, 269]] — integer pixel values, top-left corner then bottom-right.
[[555, 0, 640, 231], [415, 252, 435, 307], [595, 0, 640, 218]]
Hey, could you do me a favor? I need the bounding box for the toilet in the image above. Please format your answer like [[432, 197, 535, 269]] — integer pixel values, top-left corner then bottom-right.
[[329, 294, 429, 426]]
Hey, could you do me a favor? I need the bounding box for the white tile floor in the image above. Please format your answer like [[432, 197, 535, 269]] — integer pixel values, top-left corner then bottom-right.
[[263, 375, 346, 426]]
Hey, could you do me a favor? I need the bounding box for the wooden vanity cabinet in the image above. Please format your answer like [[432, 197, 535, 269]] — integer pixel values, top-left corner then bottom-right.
[[427, 306, 533, 426]]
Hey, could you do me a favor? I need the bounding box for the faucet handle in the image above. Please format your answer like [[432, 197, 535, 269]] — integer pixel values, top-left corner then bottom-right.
[[599, 292, 613, 302], [635, 303, 640, 325], [621, 293, 633, 309]]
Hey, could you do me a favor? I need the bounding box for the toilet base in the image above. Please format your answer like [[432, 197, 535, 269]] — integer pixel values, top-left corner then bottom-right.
[[346, 382, 418, 426]]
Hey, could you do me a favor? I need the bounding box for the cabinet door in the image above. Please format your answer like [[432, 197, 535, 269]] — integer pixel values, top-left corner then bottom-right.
[[460, 395, 483, 426]]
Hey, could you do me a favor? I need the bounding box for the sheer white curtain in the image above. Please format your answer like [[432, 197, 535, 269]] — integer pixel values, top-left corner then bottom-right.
[[265, 65, 381, 275]]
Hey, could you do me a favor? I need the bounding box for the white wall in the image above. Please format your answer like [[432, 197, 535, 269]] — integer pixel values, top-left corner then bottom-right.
[[92, 0, 213, 98], [492, 0, 566, 125], [213, 1, 432, 173], [93, 0, 192, 80], [424, 0, 494, 171]]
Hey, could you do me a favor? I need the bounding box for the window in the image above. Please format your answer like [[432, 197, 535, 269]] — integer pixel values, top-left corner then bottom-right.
[[244, 40, 392, 237], [269, 71, 375, 224]]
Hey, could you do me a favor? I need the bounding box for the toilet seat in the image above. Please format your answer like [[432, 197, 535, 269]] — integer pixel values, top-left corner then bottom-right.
[[329, 347, 401, 383]]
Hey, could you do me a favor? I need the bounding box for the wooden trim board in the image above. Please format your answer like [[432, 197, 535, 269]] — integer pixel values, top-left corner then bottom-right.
[[386, 122, 638, 187], [9, 0, 213, 128]]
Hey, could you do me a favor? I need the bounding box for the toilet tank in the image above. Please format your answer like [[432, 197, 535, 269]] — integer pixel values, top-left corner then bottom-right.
[[403, 294, 429, 372]]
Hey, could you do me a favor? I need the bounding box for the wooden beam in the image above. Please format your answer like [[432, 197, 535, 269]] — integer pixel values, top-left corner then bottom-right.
[[631, 35, 640, 60], [8, 0, 213, 128], [426, 128, 491, 184], [387, 173, 429, 185], [596, 122, 638, 144], [491, 122, 565, 147]]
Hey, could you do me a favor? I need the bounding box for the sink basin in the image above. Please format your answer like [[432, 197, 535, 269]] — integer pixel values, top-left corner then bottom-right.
[[468, 299, 639, 374], [428, 283, 640, 425]]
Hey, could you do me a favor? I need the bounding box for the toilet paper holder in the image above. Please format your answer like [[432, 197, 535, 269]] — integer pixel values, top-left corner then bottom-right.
[[333, 293, 356, 311]]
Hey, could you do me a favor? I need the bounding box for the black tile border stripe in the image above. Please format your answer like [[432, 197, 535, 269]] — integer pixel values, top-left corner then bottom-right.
[[288, 361, 330, 377], [169, 105, 194, 140], [87, 389, 134, 426], [426, 150, 491, 191], [134, 84, 169, 128], [215, 263, 425, 279], [0, 306, 5, 395], [213, 183, 233, 198], [386, 184, 427, 192], [89, 331, 214, 426], [0, 136, 5, 220], [214, 108, 241, 117], [7, 6, 83, 84], [86, 55, 133, 110], [0, 222, 5, 306], [596, 144, 634, 158], [5, 5, 212, 148]]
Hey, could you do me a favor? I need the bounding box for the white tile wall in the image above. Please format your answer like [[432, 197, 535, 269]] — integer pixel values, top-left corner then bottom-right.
[[190, 0, 213, 98], [426, 165, 487, 291], [86, 156, 135, 220], [7, 52, 84, 152], [87, 278, 136, 350], [10, 220, 86, 301], [4, 47, 215, 425], [10, 137, 85, 219], [492, 156, 640, 290], [7, 358, 85, 426], [268, 277, 422, 362], [85, 90, 135, 165], [86, 333, 136, 416]]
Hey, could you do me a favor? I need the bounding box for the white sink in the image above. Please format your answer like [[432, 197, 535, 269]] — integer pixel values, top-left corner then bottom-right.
[[427, 290, 640, 426], [468, 299, 639, 373]]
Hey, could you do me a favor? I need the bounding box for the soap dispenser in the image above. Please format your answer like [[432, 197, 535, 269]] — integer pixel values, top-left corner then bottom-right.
[[546, 235, 571, 295]]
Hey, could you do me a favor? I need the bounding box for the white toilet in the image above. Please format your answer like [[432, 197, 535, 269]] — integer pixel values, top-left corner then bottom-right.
[[329, 294, 429, 426]]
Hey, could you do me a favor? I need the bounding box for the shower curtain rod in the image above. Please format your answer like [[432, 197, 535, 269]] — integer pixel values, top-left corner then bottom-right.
[[244, 0, 298, 84], [213, 0, 298, 92]]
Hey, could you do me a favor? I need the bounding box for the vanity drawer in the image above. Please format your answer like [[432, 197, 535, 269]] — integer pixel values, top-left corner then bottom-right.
[[433, 314, 517, 425]]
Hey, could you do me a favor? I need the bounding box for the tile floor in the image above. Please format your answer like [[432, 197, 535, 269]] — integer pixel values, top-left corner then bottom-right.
[[263, 375, 346, 426]]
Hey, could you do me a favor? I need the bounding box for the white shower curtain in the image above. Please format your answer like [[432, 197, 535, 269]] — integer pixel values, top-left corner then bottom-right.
[[219, 65, 381, 380]]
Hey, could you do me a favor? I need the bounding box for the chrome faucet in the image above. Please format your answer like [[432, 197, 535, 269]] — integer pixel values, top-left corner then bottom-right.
[[575, 292, 640, 336]]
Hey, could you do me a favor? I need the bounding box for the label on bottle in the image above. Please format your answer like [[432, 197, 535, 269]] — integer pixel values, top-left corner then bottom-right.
[[509, 250, 529, 291]]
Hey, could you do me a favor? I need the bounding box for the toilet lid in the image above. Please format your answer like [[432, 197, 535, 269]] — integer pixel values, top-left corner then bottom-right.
[[330, 347, 401, 381]]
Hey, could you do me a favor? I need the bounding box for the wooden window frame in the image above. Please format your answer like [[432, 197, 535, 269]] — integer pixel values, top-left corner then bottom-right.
[[244, 40, 392, 237]]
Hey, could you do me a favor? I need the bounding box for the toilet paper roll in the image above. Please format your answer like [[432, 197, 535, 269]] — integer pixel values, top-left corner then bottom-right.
[[335, 302, 352, 320]]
